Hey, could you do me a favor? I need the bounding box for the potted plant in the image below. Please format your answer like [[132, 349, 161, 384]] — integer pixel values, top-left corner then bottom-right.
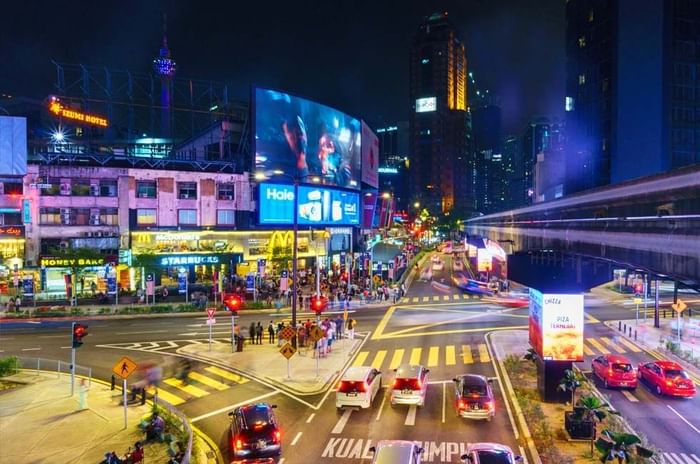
[[558, 369, 586, 406], [573, 395, 617, 453], [595, 429, 652, 463]]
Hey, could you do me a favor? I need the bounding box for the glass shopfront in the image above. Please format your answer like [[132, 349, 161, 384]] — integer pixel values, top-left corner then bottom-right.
[[0, 226, 26, 295]]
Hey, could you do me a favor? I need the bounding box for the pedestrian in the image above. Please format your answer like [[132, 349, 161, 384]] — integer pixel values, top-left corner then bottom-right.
[[162, 286, 169, 302], [249, 322, 256, 344], [80, 276, 85, 296], [91, 280, 97, 296], [327, 325, 335, 353], [268, 321, 275, 344], [335, 314, 344, 338], [77, 378, 89, 410], [256, 322, 263, 344], [347, 318, 356, 340], [14, 296, 20, 313]]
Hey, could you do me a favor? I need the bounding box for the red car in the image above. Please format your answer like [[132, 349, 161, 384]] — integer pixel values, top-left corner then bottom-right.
[[591, 354, 637, 389], [637, 360, 696, 397]]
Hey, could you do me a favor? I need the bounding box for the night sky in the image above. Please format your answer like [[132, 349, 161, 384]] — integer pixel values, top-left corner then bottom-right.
[[0, 0, 564, 133]]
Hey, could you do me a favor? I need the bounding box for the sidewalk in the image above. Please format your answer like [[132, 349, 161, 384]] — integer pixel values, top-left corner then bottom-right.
[[179, 335, 364, 395]]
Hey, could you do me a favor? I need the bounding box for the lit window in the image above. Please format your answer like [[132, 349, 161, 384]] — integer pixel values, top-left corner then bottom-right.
[[178, 182, 197, 199], [39, 208, 61, 225], [100, 180, 118, 197], [178, 209, 197, 225], [136, 181, 157, 198], [565, 96, 575, 112], [218, 183, 235, 200], [588, 10, 594, 22], [578, 74, 586, 85], [137, 208, 157, 226], [217, 210, 235, 225], [421, 58, 430, 64], [100, 208, 118, 225], [578, 36, 586, 48]]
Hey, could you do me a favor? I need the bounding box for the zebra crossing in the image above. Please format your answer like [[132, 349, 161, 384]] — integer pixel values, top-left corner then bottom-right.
[[663, 452, 700, 464], [400, 294, 481, 304], [146, 365, 249, 406]]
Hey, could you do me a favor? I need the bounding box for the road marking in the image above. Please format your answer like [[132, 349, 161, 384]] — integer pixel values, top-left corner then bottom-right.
[[453, 294, 460, 300], [306, 413, 315, 423], [332, 408, 353, 434], [38, 335, 65, 339], [376, 392, 387, 421], [21, 347, 40, 351], [164, 378, 209, 397], [600, 337, 625, 353], [405, 405, 417, 426], [445, 345, 456, 366], [478, 344, 490, 363], [60, 346, 72, 349], [620, 390, 638, 402], [585, 313, 601, 323], [150, 341, 179, 351], [412, 297, 419, 303], [442, 382, 446, 423], [616, 337, 642, 353], [432, 296, 440, 302], [410, 347, 422, 365], [204, 366, 249, 384], [352, 351, 370, 367], [583, 343, 595, 356], [443, 295, 450, 301], [422, 297, 429, 302], [427, 346, 440, 367], [587, 338, 610, 354], [115, 330, 168, 335], [371, 350, 387, 369], [664, 453, 700, 464], [389, 349, 404, 370], [667, 405, 700, 435], [291, 431, 303, 446], [190, 391, 278, 422], [279, 459, 286, 464], [461, 345, 473, 364], [188, 372, 229, 391], [146, 386, 184, 406]]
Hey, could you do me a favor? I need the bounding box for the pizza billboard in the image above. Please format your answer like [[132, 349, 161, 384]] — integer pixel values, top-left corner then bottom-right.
[[529, 289, 584, 362]]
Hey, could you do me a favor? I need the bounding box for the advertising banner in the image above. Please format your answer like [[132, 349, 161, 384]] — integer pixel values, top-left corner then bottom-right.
[[259, 183, 295, 225], [246, 274, 255, 292], [529, 289, 584, 362], [477, 248, 492, 272], [177, 272, 187, 295], [528, 288, 543, 357], [22, 276, 34, 296], [146, 273, 155, 297], [361, 121, 379, 188], [258, 183, 360, 226], [255, 87, 361, 190], [362, 191, 377, 229]]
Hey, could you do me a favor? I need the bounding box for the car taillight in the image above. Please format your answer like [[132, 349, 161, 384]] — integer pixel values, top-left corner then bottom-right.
[[608, 368, 613, 376], [458, 400, 465, 409], [235, 439, 243, 450], [362, 382, 369, 392], [274, 431, 281, 442], [666, 380, 673, 386], [415, 379, 422, 390], [393, 379, 399, 388], [484, 401, 494, 410]]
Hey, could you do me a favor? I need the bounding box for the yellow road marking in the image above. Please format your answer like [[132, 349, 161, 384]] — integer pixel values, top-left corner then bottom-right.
[[163, 378, 208, 398], [478, 344, 490, 363], [422, 297, 429, 302], [445, 345, 456, 366], [352, 351, 370, 366], [462, 294, 469, 300], [587, 338, 610, 354], [462, 345, 473, 364], [410, 347, 422, 365], [616, 337, 642, 353], [412, 297, 419, 303], [427, 346, 440, 367], [453, 294, 460, 300], [371, 350, 387, 369], [432, 296, 440, 302], [146, 386, 184, 405], [389, 349, 405, 370], [204, 366, 249, 384], [600, 337, 626, 354], [371, 306, 396, 340], [586, 313, 601, 323], [443, 295, 450, 301], [401, 298, 409, 303], [583, 344, 594, 356], [188, 372, 229, 391]]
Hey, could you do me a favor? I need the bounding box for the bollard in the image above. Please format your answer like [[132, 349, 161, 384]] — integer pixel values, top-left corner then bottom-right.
[[624, 323, 627, 333], [130, 385, 137, 401], [111, 374, 115, 391], [629, 327, 632, 337], [618, 321, 622, 331], [664, 310, 667, 318], [634, 330, 637, 341], [140, 387, 146, 405]]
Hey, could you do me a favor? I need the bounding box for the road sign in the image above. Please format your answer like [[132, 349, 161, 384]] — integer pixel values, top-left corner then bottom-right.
[[206, 318, 216, 325], [633, 298, 642, 305], [279, 326, 296, 340], [206, 307, 216, 318], [672, 299, 688, 314], [280, 343, 296, 359], [309, 325, 324, 343], [113, 356, 137, 379]]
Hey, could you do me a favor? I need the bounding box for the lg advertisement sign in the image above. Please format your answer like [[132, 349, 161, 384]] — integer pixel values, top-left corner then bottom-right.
[[258, 183, 360, 226], [529, 289, 584, 362]]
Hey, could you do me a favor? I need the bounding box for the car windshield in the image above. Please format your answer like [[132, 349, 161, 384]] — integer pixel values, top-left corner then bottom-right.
[[462, 383, 487, 396], [477, 450, 512, 464], [664, 369, 689, 379], [612, 363, 632, 373], [243, 406, 271, 429]]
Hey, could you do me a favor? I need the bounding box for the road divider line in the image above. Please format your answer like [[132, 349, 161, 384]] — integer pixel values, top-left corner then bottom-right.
[[405, 405, 417, 426], [332, 409, 353, 434], [427, 346, 439, 367], [60, 346, 72, 349], [410, 347, 422, 365], [291, 431, 303, 446], [667, 404, 700, 435], [190, 391, 278, 422], [442, 382, 446, 423], [306, 413, 315, 423], [389, 349, 405, 370], [21, 348, 40, 351], [376, 393, 387, 421], [620, 390, 639, 402], [115, 330, 168, 335]]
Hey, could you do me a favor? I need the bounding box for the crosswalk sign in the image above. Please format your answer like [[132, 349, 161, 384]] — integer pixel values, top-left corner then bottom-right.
[[309, 326, 324, 342], [280, 343, 296, 359], [113, 356, 137, 379], [672, 299, 688, 314]]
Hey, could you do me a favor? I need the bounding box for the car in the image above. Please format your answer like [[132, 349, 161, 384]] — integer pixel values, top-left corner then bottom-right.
[[390, 364, 429, 407], [369, 440, 424, 464], [637, 360, 696, 397], [591, 354, 638, 389], [453, 374, 495, 421], [336, 366, 382, 409], [228, 402, 281, 461], [461, 443, 523, 464]]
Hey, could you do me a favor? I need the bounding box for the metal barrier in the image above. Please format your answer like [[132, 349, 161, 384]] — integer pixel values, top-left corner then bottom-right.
[[15, 356, 92, 387], [154, 395, 193, 464]]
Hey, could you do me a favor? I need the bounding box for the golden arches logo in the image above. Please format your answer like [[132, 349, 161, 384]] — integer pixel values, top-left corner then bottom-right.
[[268, 231, 294, 258]]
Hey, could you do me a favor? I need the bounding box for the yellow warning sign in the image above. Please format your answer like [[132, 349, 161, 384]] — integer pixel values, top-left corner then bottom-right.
[[309, 325, 324, 343], [112, 356, 137, 379], [280, 343, 296, 360], [672, 299, 688, 314]]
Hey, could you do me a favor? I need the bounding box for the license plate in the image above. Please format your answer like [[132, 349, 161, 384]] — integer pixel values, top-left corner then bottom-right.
[[678, 384, 687, 389], [258, 440, 266, 448], [347, 392, 357, 396], [472, 403, 480, 410], [402, 389, 412, 395]]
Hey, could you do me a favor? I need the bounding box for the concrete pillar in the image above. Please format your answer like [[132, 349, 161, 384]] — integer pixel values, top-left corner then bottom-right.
[[654, 279, 660, 329]]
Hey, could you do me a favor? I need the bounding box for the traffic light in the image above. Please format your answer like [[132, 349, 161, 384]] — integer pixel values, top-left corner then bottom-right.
[[634, 283, 643, 296], [223, 293, 242, 313], [310, 295, 328, 314], [71, 322, 88, 348]]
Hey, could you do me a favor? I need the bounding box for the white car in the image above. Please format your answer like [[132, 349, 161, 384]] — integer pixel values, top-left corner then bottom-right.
[[370, 440, 424, 464], [336, 366, 382, 409], [390, 364, 429, 407], [461, 443, 523, 464]]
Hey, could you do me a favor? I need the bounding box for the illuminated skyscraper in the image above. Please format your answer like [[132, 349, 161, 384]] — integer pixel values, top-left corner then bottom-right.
[[409, 12, 471, 214], [153, 17, 177, 138]]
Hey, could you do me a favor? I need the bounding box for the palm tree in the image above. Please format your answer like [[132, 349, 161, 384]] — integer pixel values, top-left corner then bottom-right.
[[595, 429, 646, 463], [558, 369, 586, 406], [523, 348, 538, 364], [576, 395, 618, 454]]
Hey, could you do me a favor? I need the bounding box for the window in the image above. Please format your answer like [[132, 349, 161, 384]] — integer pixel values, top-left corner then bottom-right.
[[71, 179, 91, 196], [217, 209, 235, 225], [0, 213, 21, 225], [73, 208, 90, 226], [218, 183, 235, 200], [100, 208, 119, 225], [0, 182, 23, 196], [588, 10, 594, 22], [578, 74, 586, 85], [578, 36, 586, 48], [178, 209, 197, 225], [136, 208, 157, 226], [178, 182, 197, 199], [40, 208, 61, 225], [100, 180, 118, 197], [136, 181, 157, 198]]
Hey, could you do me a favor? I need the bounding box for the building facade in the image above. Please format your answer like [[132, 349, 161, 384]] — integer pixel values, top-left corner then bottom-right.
[[471, 104, 503, 214], [377, 122, 410, 211]]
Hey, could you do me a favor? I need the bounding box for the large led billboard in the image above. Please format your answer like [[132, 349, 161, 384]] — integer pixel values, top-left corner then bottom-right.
[[258, 183, 360, 226], [361, 121, 379, 188], [254, 87, 362, 190], [529, 289, 584, 362], [415, 97, 436, 113]]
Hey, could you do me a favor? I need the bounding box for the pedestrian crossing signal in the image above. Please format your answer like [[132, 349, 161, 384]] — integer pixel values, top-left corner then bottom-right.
[[310, 295, 328, 314], [72, 322, 88, 348], [223, 294, 242, 313]]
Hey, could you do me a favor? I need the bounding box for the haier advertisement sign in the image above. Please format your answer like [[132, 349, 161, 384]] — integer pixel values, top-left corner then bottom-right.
[[258, 183, 360, 226]]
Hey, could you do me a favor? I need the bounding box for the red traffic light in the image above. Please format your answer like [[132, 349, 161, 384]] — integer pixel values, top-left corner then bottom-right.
[[634, 283, 643, 294], [223, 293, 242, 312], [72, 322, 88, 348], [310, 295, 328, 314]]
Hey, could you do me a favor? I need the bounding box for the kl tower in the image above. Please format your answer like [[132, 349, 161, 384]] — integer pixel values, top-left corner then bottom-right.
[[153, 15, 176, 138]]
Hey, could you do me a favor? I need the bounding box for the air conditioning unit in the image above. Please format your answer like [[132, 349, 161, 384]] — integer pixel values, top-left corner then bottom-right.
[[90, 213, 100, 225], [90, 185, 99, 196], [59, 240, 69, 249], [60, 183, 71, 195], [84, 232, 94, 238], [95, 231, 103, 237], [60, 208, 71, 224]]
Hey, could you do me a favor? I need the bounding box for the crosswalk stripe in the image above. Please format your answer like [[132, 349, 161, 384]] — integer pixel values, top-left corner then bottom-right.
[[462, 294, 469, 300], [442, 295, 450, 301], [616, 337, 642, 353], [146, 386, 185, 406], [478, 344, 490, 363], [445, 346, 456, 366], [679, 454, 700, 464], [164, 378, 209, 397], [664, 453, 682, 464], [587, 338, 610, 354], [204, 366, 249, 384], [583, 344, 594, 356], [422, 297, 429, 302], [402, 298, 409, 303], [389, 349, 404, 370], [413, 297, 419, 303], [600, 337, 625, 354], [371, 350, 387, 369], [188, 372, 229, 391], [689, 454, 700, 464], [432, 296, 440, 302], [353, 351, 370, 367], [427, 346, 440, 367], [410, 347, 422, 365], [453, 294, 460, 300], [462, 345, 474, 364]]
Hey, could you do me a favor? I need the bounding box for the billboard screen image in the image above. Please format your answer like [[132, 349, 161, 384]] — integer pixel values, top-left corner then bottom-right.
[[258, 183, 295, 225], [255, 87, 361, 190], [415, 97, 436, 113], [258, 183, 360, 226], [529, 289, 584, 362], [361, 121, 379, 188]]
